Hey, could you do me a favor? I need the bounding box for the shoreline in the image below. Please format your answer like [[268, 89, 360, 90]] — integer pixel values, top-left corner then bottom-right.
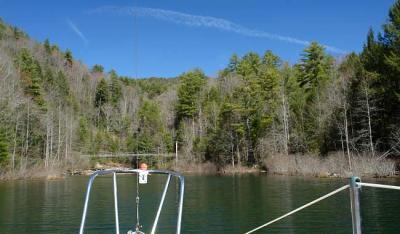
[[1, 162, 398, 181]]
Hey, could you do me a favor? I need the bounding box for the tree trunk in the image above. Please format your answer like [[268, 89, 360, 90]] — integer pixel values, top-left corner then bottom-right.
[[282, 89, 290, 155], [65, 117, 68, 160], [236, 144, 241, 166], [50, 119, 53, 168], [57, 105, 61, 162], [12, 114, 19, 171], [340, 128, 345, 157], [365, 87, 375, 157], [192, 118, 195, 139], [45, 118, 50, 168], [245, 118, 255, 164], [198, 106, 202, 136], [231, 143, 235, 167], [69, 114, 73, 160], [344, 103, 352, 171], [23, 102, 30, 170]]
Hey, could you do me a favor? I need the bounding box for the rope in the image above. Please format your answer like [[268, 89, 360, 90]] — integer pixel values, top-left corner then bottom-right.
[[136, 155, 141, 231], [244, 185, 350, 234], [358, 182, 400, 191]]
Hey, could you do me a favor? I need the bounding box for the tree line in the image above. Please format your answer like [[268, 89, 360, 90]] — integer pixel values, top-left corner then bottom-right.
[[0, 1, 399, 174]]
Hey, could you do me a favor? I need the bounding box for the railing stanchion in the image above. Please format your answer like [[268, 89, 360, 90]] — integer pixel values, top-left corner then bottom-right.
[[113, 172, 120, 234], [79, 173, 98, 234], [349, 176, 362, 234], [151, 174, 171, 234], [176, 174, 185, 234]]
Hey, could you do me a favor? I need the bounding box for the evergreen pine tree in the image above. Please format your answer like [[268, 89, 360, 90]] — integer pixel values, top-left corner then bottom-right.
[[109, 71, 122, 105], [381, 0, 400, 129], [296, 42, 333, 153], [91, 64, 104, 73], [0, 128, 9, 167], [64, 49, 73, 67], [95, 79, 109, 108], [176, 69, 206, 121], [360, 0, 400, 149], [237, 52, 261, 77], [228, 54, 240, 72], [298, 42, 332, 92], [78, 117, 89, 150], [56, 71, 70, 98], [44, 39, 51, 54], [16, 49, 45, 106]]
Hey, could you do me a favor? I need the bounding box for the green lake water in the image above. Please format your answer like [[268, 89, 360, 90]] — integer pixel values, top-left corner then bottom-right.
[[0, 174, 399, 233]]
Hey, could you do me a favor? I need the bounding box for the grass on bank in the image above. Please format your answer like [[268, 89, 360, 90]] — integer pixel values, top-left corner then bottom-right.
[[263, 152, 396, 177]]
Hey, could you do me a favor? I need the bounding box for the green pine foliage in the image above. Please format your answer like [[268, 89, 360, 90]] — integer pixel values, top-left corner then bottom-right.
[[43, 39, 51, 54], [91, 64, 104, 73], [94, 79, 109, 127], [359, 0, 400, 150], [15, 49, 45, 107], [138, 100, 163, 134], [133, 78, 171, 98], [78, 117, 90, 150], [109, 71, 122, 105], [296, 42, 333, 153], [0, 128, 9, 167], [64, 49, 73, 67], [95, 79, 109, 108], [176, 69, 206, 121]]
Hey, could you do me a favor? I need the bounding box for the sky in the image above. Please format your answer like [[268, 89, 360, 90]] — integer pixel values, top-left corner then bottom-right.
[[0, 0, 395, 78]]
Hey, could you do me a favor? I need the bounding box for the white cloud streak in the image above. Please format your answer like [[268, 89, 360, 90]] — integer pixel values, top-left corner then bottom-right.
[[87, 6, 347, 54], [66, 19, 88, 45]]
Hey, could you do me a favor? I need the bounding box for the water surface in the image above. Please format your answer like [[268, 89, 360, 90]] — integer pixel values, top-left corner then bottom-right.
[[0, 174, 399, 233]]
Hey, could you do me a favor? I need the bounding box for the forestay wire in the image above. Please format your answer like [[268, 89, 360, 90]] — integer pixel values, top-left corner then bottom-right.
[[133, 0, 142, 230], [244, 185, 350, 234], [135, 155, 141, 231]]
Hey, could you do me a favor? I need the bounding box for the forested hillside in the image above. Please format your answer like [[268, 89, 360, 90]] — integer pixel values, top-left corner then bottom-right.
[[0, 1, 399, 177]]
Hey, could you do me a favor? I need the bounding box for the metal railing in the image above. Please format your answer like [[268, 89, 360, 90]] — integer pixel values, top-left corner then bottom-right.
[[79, 169, 185, 234], [245, 176, 400, 234]]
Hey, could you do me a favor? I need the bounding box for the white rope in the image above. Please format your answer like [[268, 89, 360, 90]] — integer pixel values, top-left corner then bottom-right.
[[136, 159, 141, 231], [244, 185, 350, 234], [358, 182, 400, 191]]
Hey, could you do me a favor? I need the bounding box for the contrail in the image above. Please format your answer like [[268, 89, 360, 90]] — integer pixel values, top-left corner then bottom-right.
[[87, 6, 347, 54], [66, 19, 88, 45]]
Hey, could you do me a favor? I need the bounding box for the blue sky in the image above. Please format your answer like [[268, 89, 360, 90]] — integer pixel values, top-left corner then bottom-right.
[[0, 0, 395, 77]]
